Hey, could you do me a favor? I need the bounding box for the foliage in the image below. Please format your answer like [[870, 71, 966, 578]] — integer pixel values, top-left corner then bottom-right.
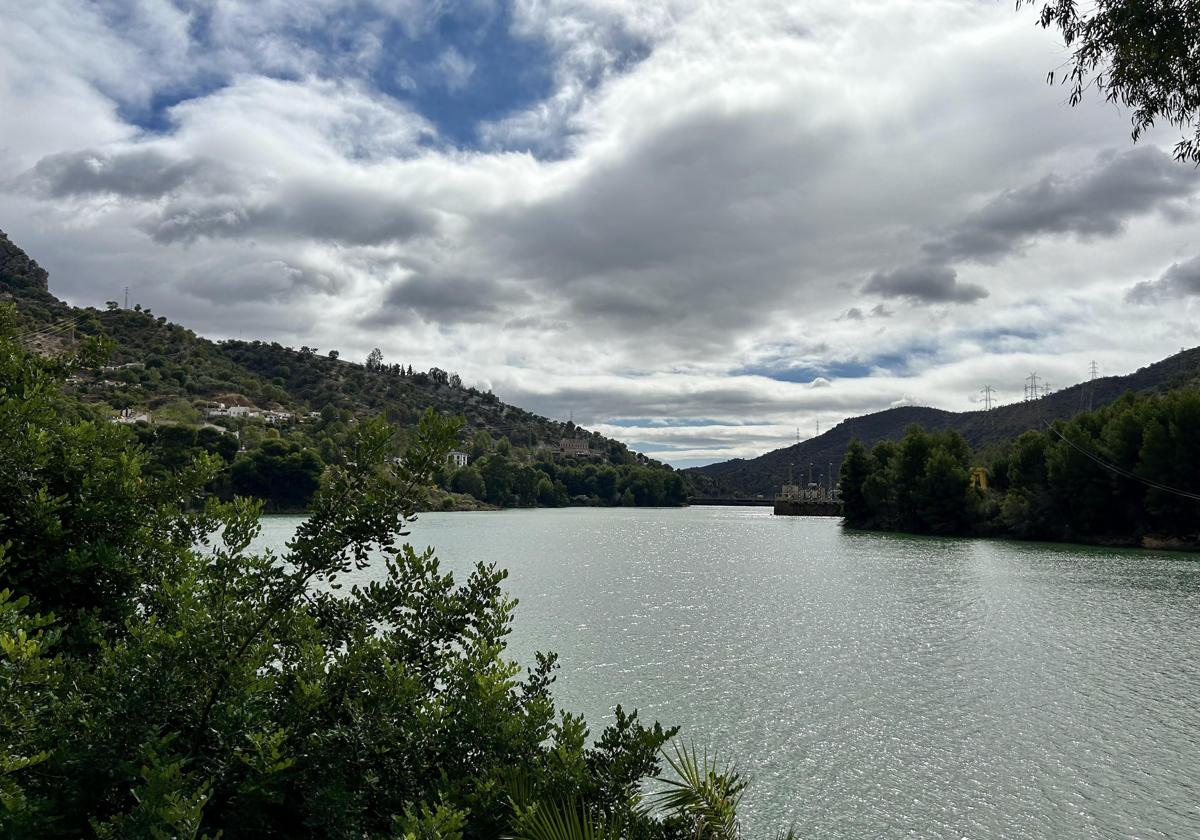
[[839, 425, 981, 534], [1019, 0, 1200, 163], [839, 390, 1200, 543], [0, 306, 788, 837], [230, 438, 325, 511]]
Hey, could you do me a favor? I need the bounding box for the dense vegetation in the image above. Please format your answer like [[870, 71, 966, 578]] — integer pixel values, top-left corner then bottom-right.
[[839, 390, 1200, 546], [0, 230, 684, 512], [0, 303, 787, 838]]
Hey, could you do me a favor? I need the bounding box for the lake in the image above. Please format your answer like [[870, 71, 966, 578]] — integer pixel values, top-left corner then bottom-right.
[[252, 506, 1200, 839]]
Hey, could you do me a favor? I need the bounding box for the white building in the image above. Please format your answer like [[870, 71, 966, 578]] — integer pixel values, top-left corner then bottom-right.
[[448, 449, 469, 468]]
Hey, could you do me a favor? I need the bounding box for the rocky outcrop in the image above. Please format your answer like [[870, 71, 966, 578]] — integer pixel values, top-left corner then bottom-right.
[[0, 229, 50, 292]]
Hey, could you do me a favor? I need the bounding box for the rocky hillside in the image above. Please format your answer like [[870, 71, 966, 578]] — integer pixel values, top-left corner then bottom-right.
[[687, 347, 1200, 498]]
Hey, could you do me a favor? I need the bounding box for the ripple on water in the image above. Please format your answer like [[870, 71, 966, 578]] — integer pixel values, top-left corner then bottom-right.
[[251, 508, 1200, 839]]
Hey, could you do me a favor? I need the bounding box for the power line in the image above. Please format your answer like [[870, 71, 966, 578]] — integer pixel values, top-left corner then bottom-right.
[[1041, 421, 1200, 502]]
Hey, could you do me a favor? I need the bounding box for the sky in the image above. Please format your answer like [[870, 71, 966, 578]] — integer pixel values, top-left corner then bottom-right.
[[2, 0, 1199, 467]]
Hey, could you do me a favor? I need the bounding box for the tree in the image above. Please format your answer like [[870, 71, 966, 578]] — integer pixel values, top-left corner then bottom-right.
[[449, 465, 486, 499], [470, 429, 494, 460], [1021, 0, 1200, 162], [839, 440, 872, 526], [3, 321, 741, 837], [327, 349, 339, 360], [365, 347, 383, 371], [231, 440, 325, 510]]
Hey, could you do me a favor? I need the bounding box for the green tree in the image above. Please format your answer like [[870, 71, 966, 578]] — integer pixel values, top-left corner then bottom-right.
[[839, 440, 872, 526], [231, 440, 324, 510], [450, 466, 486, 499], [919, 446, 971, 534]]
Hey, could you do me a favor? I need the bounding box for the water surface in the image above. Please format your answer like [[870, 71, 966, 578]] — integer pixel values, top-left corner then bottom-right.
[[253, 506, 1200, 839]]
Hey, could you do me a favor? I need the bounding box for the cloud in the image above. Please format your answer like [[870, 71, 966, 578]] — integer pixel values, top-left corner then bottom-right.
[[147, 179, 438, 246], [924, 147, 1199, 264], [434, 47, 477, 92], [18, 149, 213, 199], [864, 264, 988, 304], [1127, 255, 1200, 303], [370, 274, 532, 325], [181, 256, 352, 305], [3, 0, 1200, 468]]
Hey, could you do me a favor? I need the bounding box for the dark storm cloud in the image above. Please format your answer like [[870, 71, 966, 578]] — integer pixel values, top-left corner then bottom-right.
[[863, 263, 987, 304], [147, 179, 437, 246], [20, 149, 211, 198], [1127, 255, 1200, 303], [924, 147, 1199, 264], [368, 274, 532, 325]]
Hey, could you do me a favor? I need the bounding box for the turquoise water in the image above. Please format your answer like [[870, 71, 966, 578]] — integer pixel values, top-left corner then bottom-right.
[[253, 506, 1200, 839]]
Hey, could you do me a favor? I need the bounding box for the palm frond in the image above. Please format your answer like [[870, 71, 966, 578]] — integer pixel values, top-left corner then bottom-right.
[[506, 800, 617, 840], [653, 741, 746, 840]]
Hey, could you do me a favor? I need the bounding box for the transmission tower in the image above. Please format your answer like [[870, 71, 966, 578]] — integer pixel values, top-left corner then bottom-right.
[[1083, 360, 1099, 410], [1025, 371, 1040, 401], [980, 384, 995, 411]]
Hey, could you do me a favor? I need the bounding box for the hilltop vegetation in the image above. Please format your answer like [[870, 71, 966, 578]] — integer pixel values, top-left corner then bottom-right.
[[0, 230, 681, 511], [839, 389, 1200, 547], [688, 348, 1200, 498]]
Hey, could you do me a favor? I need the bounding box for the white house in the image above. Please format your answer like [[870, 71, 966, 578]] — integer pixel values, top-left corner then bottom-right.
[[448, 449, 469, 468]]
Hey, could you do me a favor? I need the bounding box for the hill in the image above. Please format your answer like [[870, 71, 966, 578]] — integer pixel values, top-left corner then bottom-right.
[[686, 347, 1200, 498], [0, 229, 681, 508]]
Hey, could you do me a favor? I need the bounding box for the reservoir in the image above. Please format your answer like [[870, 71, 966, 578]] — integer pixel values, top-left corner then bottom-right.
[[253, 506, 1200, 839]]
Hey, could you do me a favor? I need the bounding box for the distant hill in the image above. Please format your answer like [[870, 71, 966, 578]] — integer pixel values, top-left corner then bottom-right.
[[0, 228, 663, 469], [686, 348, 1200, 498]]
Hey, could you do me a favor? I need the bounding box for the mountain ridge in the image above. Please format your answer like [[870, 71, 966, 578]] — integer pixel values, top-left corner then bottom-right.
[[685, 348, 1200, 497]]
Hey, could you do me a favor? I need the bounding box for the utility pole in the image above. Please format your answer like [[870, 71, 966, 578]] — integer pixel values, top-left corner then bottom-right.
[[123, 286, 129, 309], [816, 418, 820, 436]]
